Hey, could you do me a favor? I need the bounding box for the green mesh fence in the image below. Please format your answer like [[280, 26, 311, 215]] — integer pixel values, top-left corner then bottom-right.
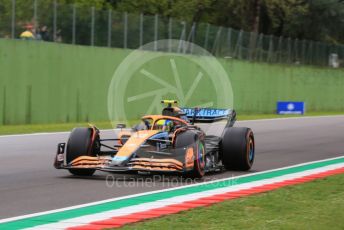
[[0, 0, 343, 68]]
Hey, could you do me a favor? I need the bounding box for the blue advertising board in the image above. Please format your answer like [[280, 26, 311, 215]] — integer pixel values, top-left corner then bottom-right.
[[277, 101, 305, 115]]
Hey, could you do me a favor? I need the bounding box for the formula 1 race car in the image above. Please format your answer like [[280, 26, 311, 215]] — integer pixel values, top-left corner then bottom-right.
[[54, 100, 255, 178]]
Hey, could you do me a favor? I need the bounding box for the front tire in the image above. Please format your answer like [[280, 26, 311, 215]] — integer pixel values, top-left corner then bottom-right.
[[191, 140, 206, 178], [66, 127, 99, 176], [175, 131, 205, 178], [221, 127, 255, 170]]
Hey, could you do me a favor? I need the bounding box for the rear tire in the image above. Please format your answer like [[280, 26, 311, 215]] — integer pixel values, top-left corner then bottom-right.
[[221, 127, 255, 171], [66, 127, 99, 176]]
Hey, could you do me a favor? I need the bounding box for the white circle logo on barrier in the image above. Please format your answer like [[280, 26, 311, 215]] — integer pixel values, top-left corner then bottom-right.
[[108, 39, 233, 130], [287, 103, 295, 111]]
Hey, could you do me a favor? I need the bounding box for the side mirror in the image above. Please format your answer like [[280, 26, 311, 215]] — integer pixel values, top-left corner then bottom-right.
[[116, 123, 126, 129]]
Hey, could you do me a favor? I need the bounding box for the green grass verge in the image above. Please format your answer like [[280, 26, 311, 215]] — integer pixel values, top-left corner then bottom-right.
[[0, 121, 113, 136], [0, 111, 343, 136], [237, 111, 344, 121], [117, 173, 344, 230]]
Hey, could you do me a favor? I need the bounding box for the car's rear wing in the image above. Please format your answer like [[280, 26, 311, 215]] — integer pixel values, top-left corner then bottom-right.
[[181, 108, 236, 127]]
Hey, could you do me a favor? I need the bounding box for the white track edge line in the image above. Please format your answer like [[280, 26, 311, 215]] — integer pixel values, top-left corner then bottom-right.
[[25, 162, 344, 230]]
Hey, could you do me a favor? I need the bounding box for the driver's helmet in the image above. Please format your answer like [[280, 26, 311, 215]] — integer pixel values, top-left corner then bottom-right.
[[155, 119, 173, 132]]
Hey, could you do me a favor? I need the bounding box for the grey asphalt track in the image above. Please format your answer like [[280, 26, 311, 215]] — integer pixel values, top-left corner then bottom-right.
[[0, 116, 343, 219]]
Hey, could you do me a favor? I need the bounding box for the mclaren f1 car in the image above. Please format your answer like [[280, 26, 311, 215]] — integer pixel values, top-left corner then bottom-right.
[[54, 100, 255, 178]]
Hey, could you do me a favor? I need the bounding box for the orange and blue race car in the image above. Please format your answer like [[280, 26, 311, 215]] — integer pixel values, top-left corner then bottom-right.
[[54, 100, 255, 178]]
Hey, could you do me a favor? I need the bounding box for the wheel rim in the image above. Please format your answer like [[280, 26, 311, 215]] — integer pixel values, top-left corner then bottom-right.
[[248, 137, 254, 162], [197, 142, 205, 172]]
